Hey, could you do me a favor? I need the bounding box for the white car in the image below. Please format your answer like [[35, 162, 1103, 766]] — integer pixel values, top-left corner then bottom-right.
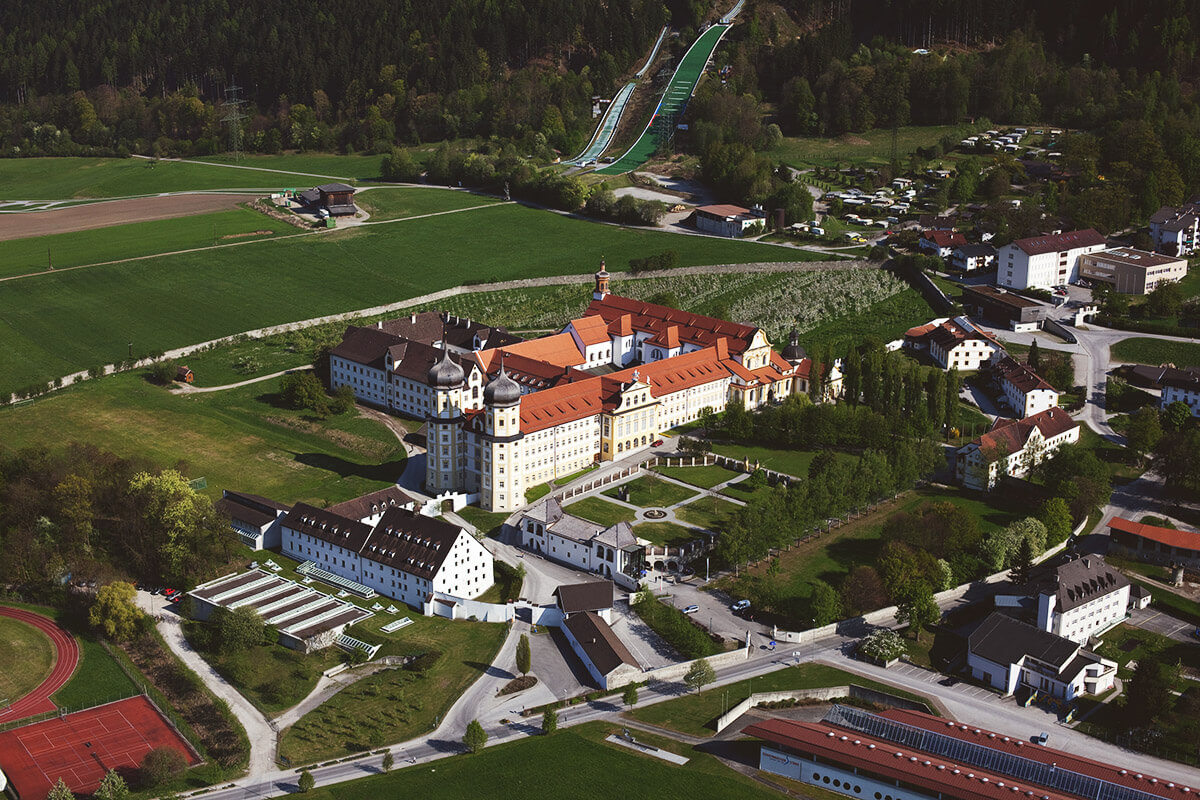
[[682, 604, 700, 614]]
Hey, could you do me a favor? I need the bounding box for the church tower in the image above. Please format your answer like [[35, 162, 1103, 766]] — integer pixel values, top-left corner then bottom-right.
[[593, 258, 610, 301], [481, 362, 524, 511], [425, 344, 466, 495]]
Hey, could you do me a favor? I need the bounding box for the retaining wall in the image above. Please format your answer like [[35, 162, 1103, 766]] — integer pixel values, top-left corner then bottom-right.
[[714, 684, 933, 733], [643, 644, 750, 683]]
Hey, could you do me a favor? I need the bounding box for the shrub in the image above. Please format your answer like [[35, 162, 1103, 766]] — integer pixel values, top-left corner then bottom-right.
[[139, 746, 187, 788], [859, 629, 906, 663], [631, 593, 719, 660]]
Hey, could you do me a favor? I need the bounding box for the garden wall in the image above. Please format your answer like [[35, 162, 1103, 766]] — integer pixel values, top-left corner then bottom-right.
[[643, 644, 750, 683]]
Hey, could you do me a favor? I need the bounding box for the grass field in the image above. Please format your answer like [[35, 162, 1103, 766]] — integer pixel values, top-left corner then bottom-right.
[[771, 125, 971, 170], [0, 207, 297, 278], [798, 287, 936, 353], [563, 496, 637, 528], [193, 153, 387, 181], [295, 722, 785, 800], [653, 464, 739, 489], [721, 486, 1026, 629], [603, 476, 696, 508], [353, 187, 502, 220], [675, 496, 740, 532], [627, 662, 932, 737], [280, 615, 506, 763], [710, 444, 855, 478], [0, 372, 405, 504], [632, 520, 697, 547], [1111, 337, 1200, 369], [0, 202, 794, 397], [0, 616, 56, 706], [0, 158, 298, 200]]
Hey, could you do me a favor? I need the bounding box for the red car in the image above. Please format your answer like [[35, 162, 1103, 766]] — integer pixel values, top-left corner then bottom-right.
[[652, 439, 664, 447]]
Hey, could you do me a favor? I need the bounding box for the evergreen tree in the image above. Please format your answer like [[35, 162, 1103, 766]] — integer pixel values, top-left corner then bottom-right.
[[516, 633, 531, 676], [1010, 536, 1035, 585], [297, 770, 315, 793], [1028, 339, 1041, 372], [95, 770, 129, 800], [542, 706, 558, 735], [842, 348, 862, 404], [381, 750, 394, 773], [47, 779, 75, 800]]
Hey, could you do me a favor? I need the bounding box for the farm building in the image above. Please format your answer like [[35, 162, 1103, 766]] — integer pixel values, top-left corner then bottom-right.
[[299, 183, 357, 216], [693, 204, 765, 238], [175, 365, 194, 383]]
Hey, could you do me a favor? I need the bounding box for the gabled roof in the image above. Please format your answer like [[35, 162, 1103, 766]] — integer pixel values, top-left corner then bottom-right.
[[965, 407, 1077, 459], [470, 350, 590, 393], [953, 243, 997, 257], [924, 317, 1003, 352], [994, 356, 1055, 393], [567, 315, 612, 347], [480, 332, 586, 370], [646, 325, 680, 349], [554, 581, 614, 614], [584, 294, 759, 356], [969, 612, 1078, 670], [1010, 229, 1105, 256], [327, 486, 416, 521], [695, 203, 753, 219], [360, 506, 464, 580], [280, 502, 374, 552], [330, 325, 402, 369], [922, 229, 967, 248], [1109, 516, 1200, 552], [563, 611, 638, 675], [387, 339, 470, 383], [378, 311, 522, 351]]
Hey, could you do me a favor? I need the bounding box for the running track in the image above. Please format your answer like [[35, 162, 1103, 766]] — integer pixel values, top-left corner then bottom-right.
[[0, 607, 79, 723]]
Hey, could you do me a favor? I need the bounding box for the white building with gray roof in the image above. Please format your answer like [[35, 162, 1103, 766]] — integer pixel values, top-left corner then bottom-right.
[[519, 498, 644, 589]]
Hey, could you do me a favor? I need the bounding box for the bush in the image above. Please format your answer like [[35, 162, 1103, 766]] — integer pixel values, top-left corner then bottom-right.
[[859, 629, 906, 663], [139, 746, 187, 788], [629, 250, 680, 273], [149, 360, 177, 385], [631, 594, 720, 660]]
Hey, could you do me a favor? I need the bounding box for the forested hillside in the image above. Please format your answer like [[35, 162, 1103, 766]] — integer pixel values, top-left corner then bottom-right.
[[0, 0, 669, 157]]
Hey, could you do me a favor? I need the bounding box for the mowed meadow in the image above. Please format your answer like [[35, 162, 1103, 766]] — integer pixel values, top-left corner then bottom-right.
[[0, 200, 796, 396]]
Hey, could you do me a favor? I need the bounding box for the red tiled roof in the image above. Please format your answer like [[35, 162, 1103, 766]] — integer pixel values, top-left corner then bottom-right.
[[745, 718, 1078, 800], [696, 203, 753, 218], [585, 294, 759, 355], [1012, 228, 1105, 256], [879, 709, 1192, 799], [609, 314, 634, 337], [647, 325, 680, 349], [969, 407, 1077, 457], [923, 229, 967, 248], [568, 315, 611, 347], [479, 333, 585, 370], [1109, 517, 1200, 552], [994, 356, 1055, 393]]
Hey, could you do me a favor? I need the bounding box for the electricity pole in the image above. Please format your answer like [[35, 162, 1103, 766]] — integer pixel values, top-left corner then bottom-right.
[[221, 82, 247, 161]]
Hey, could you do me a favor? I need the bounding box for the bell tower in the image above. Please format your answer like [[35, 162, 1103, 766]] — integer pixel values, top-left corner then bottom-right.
[[593, 258, 610, 301]]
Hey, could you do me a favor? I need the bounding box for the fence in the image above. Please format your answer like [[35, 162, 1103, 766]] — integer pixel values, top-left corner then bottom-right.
[[653, 453, 796, 485], [714, 684, 934, 733], [553, 463, 646, 503], [99, 640, 206, 761]]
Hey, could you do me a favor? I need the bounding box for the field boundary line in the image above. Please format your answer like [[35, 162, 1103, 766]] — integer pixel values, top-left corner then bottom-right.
[[1, 258, 865, 404], [132, 154, 358, 183], [0, 201, 512, 284]]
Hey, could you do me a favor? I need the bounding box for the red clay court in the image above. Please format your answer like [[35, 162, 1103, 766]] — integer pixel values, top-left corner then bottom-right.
[[0, 606, 79, 725], [0, 696, 199, 799]]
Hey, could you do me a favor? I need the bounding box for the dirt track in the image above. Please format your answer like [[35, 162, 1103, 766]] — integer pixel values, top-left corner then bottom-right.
[[0, 192, 255, 241]]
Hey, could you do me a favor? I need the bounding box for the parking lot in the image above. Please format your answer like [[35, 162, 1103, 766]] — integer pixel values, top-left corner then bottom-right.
[[1129, 606, 1197, 642]]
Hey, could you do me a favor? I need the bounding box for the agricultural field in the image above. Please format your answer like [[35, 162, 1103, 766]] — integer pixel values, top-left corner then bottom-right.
[[279, 614, 506, 763], [193, 153, 388, 181], [353, 187, 502, 220], [1111, 337, 1200, 369], [0, 372, 405, 505], [771, 125, 972, 170], [0, 202, 793, 397], [797, 286, 936, 354], [0, 207, 298, 278], [0, 157, 295, 201], [296, 723, 784, 800]]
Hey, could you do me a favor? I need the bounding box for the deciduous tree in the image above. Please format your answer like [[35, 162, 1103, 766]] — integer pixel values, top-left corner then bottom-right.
[[89, 581, 144, 642], [683, 658, 716, 693], [463, 719, 488, 753]]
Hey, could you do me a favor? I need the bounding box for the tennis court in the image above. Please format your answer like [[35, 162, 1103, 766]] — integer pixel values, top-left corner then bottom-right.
[[0, 696, 198, 798]]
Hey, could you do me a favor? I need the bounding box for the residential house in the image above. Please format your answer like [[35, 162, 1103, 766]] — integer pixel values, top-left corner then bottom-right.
[[993, 555, 1131, 644], [1160, 367, 1200, 417], [967, 612, 1117, 700], [949, 243, 997, 271], [992, 356, 1060, 417], [1149, 200, 1200, 256], [905, 316, 1005, 371], [519, 499, 643, 590], [553, 580, 615, 624], [955, 407, 1079, 490], [997, 229, 1107, 290], [919, 229, 967, 258]]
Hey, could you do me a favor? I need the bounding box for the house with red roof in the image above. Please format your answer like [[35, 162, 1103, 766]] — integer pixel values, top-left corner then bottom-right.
[[992, 356, 1060, 417], [918, 228, 968, 257], [955, 407, 1079, 490], [905, 316, 1006, 371]]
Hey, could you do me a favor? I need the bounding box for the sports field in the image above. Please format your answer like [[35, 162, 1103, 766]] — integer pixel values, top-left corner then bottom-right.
[[0, 373, 405, 505], [0, 202, 793, 396], [0, 696, 198, 799], [597, 23, 731, 175], [0, 616, 56, 714], [0, 207, 296, 277]]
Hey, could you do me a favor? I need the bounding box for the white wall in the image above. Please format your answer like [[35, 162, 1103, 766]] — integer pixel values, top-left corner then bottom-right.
[[759, 746, 938, 800]]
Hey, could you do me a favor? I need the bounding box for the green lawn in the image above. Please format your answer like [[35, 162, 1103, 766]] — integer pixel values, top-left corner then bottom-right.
[[1111, 338, 1200, 369], [604, 476, 697, 508], [280, 615, 506, 763], [721, 486, 1026, 629], [477, 561, 524, 604], [632, 520, 697, 547], [711, 443, 854, 479], [0, 202, 795, 396], [0, 157, 298, 200], [0, 207, 298, 278], [797, 288, 936, 355], [564, 496, 637, 528], [180, 622, 341, 714], [654, 464, 739, 489], [771, 125, 972, 169], [0, 372, 405, 505], [171, 337, 317, 388], [675, 496, 740, 532], [295, 723, 787, 800], [1095, 623, 1200, 682], [0, 616, 56, 706], [193, 153, 387, 181], [353, 187, 501, 220], [453, 506, 511, 538], [628, 662, 933, 737]]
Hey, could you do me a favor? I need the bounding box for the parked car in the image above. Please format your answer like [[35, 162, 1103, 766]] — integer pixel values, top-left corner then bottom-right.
[[1033, 731, 1050, 745], [682, 604, 700, 614], [731, 599, 751, 612], [652, 439, 664, 447]]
